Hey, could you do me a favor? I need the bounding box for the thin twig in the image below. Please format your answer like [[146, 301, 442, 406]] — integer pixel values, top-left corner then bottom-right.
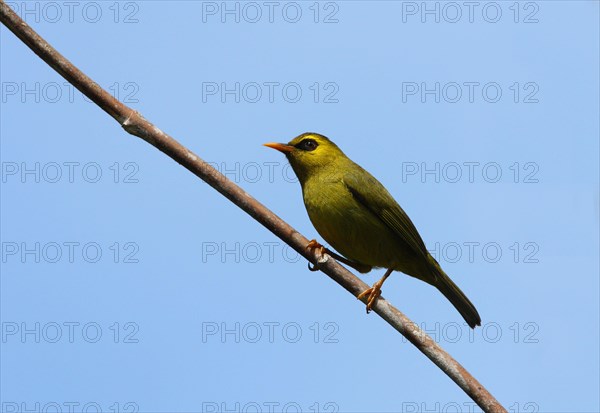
[[0, 2, 506, 412]]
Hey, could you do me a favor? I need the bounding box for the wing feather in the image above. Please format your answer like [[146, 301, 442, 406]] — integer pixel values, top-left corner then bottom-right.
[[343, 165, 429, 259]]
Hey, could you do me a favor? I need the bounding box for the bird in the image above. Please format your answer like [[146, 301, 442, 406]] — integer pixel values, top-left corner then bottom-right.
[[264, 132, 481, 328]]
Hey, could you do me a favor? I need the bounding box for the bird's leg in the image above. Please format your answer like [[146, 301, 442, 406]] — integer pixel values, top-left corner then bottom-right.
[[306, 239, 369, 273], [357, 268, 394, 313], [306, 239, 326, 271]]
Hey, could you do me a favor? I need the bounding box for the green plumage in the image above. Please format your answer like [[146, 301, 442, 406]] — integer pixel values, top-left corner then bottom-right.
[[268, 132, 481, 328]]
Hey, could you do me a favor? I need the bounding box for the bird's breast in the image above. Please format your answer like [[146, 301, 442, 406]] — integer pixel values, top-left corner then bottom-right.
[[301, 177, 410, 269]]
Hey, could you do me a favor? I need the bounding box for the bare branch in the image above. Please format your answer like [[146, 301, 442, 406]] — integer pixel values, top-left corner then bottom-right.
[[0, 2, 506, 412]]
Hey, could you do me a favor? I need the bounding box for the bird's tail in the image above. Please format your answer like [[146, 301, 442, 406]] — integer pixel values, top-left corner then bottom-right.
[[429, 259, 481, 329]]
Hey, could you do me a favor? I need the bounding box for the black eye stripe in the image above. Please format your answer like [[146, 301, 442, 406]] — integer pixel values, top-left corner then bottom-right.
[[296, 139, 318, 151]]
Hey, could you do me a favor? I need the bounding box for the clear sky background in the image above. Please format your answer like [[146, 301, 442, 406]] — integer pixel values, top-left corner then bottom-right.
[[1, 1, 599, 412]]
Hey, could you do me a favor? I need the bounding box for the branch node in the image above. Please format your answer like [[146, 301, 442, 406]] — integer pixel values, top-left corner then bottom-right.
[[317, 253, 329, 265], [121, 109, 139, 130]]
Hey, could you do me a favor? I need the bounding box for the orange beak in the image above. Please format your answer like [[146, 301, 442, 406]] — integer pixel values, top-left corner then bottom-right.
[[263, 142, 294, 154]]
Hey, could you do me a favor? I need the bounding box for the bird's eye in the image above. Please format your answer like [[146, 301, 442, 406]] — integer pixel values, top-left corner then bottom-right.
[[297, 139, 318, 152]]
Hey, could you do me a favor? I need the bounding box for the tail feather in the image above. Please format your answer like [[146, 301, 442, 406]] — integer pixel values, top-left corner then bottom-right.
[[433, 268, 481, 329]]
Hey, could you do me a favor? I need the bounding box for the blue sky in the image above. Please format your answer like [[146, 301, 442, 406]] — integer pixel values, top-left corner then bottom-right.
[[1, 1, 599, 412]]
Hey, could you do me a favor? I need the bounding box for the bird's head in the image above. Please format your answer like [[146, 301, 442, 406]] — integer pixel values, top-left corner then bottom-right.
[[264, 132, 346, 183]]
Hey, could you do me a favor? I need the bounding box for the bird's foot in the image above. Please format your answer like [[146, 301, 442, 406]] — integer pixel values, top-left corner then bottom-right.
[[357, 279, 385, 313], [306, 239, 327, 271]]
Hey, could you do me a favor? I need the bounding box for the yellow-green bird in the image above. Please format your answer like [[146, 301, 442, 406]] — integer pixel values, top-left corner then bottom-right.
[[265, 132, 481, 328]]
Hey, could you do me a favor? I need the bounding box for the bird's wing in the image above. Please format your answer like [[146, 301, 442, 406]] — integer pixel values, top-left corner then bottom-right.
[[342, 165, 429, 259]]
